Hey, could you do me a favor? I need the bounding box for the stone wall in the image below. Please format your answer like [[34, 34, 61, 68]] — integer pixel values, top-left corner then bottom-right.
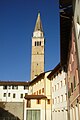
[[0, 102, 24, 120]]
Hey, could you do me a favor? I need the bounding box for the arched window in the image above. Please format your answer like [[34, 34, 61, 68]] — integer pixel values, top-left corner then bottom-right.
[[35, 41, 36, 46]]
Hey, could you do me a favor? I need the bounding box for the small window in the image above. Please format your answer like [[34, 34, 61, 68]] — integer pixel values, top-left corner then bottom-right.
[[42, 88, 44, 93], [71, 83, 73, 93], [35, 41, 36, 46], [55, 85, 56, 91], [8, 86, 11, 89], [39, 89, 41, 94], [37, 91, 38, 95], [61, 81, 62, 87], [3, 93, 6, 97], [13, 93, 16, 98], [74, 76, 76, 88], [34, 92, 36, 95], [24, 86, 28, 90], [61, 95, 63, 102], [57, 83, 59, 89], [27, 100, 31, 107], [64, 78, 66, 85], [37, 99, 41, 104], [12, 86, 18, 89], [58, 96, 60, 103], [55, 97, 57, 104], [65, 93, 67, 101], [8, 93, 10, 97], [3, 86, 7, 89], [47, 99, 50, 104], [40, 41, 41, 46], [71, 53, 74, 62], [20, 94, 23, 98], [59, 69, 62, 74]]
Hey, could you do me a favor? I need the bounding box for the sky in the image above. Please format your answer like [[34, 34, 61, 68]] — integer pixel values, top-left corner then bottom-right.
[[0, 0, 60, 81]]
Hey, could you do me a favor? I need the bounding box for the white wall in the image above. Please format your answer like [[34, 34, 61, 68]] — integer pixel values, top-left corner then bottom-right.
[[0, 85, 28, 102]]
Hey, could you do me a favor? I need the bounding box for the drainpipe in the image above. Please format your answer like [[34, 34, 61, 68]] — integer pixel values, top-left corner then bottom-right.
[[50, 79, 52, 120]]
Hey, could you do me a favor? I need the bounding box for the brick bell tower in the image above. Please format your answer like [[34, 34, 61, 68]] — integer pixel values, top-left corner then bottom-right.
[[31, 12, 45, 80]]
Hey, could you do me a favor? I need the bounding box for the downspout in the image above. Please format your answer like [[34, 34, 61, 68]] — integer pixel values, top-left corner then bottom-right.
[[50, 78, 52, 120], [44, 73, 46, 120]]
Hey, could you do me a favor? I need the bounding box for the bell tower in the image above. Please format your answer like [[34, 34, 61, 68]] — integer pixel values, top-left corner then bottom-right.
[[31, 12, 45, 80]]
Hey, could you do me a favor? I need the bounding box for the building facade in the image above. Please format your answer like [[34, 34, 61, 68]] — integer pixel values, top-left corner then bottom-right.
[[0, 81, 29, 102], [67, 0, 80, 120], [24, 71, 52, 120], [0, 81, 29, 120], [48, 64, 68, 120], [31, 12, 45, 80]]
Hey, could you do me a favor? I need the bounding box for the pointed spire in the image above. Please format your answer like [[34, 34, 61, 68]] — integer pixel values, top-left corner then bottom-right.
[[34, 12, 43, 32]]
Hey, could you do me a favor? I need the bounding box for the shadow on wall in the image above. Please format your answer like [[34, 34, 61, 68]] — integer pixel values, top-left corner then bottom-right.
[[0, 105, 20, 120]]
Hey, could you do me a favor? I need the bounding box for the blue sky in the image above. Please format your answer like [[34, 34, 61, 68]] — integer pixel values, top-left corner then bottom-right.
[[0, 0, 60, 81]]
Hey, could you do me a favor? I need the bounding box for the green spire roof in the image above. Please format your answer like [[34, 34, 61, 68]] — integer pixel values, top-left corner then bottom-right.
[[34, 12, 43, 32]]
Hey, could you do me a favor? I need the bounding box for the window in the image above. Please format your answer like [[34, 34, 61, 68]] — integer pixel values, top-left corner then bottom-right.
[[24, 86, 28, 90], [3, 85, 7, 89], [35, 41, 36, 46], [71, 83, 73, 93], [74, 76, 76, 88], [64, 78, 66, 85], [71, 53, 74, 62], [57, 83, 59, 89], [27, 100, 31, 107], [39, 89, 41, 94], [59, 69, 62, 74], [77, 16, 80, 39], [47, 99, 50, 104], [40, 41, 41, 46], [8, 86, 11, 89], [3, 93, 6, 97], [8, 93, 10, 97], [12, 86, 18, 89], [69, 64, 72, 71], [61, 81, 62, 87], [37, 91, 38, 95], [37, 99, 41, 104], [13, 93, 16, 98], [55, 85, 56, 91], [58, 96, 60, 103], [20, 94, 23, 98], [61, 95, 63, 102], [35, 41, 42, 46], [65, 93, 67, 101], [55, 97, 57, 104], [34, 92, 36, 95], [26, 110, 40, 120], [37, 41, 39, 46], [42, 88, 44, 93], [73, 42, 76, 53]]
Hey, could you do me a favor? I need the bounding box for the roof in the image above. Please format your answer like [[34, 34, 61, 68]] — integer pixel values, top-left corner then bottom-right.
[[25, 94, 47, 99], [60, 0, 72, 8], [0, 81, 30, 86], [60, 1, 72, 65], [30, 72, 45, 85], [30, 70, 52, 85], [47, 63, 61, 79], [34, 12, 43, 32]]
